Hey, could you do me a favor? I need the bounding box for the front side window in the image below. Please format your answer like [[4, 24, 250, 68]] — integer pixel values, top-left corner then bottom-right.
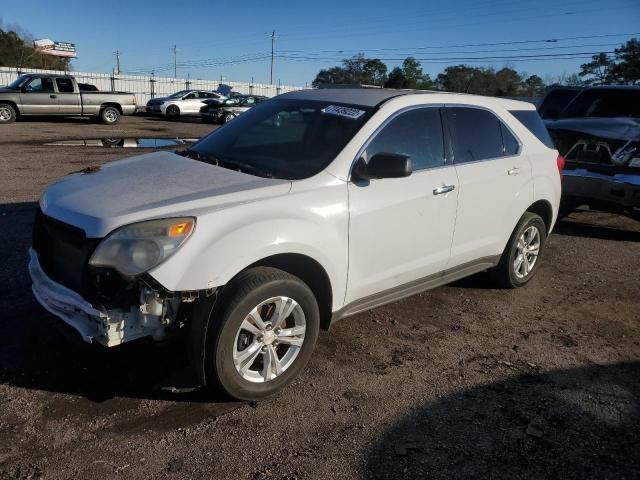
[[184, 92, 199, 99], [190, 99, 373, 179], [449, 107, 507, 163], [24, 77, 54, 93], [167, 90, 190, 99], [56, 78, 75, 93], [365, 107, 445, 171]]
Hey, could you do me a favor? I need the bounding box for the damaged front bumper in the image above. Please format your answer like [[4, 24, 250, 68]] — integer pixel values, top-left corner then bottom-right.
[[29, 248, 180, 347]]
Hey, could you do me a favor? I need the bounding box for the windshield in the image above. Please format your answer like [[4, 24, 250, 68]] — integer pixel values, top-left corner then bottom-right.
[[538, 88, 581, 119], [7, 75, 32, 89], [167, 90, 191, 99], [189, 99, 373, 179], [560, 89, 640, 118]]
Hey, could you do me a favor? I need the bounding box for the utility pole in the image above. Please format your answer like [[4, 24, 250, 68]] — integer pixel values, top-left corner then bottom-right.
[[270, 31, 276, 85], [114, 50, 120, 75], [173, 44, 177, 78]]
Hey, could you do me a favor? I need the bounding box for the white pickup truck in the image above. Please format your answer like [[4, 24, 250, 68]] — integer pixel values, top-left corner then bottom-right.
[[0, 74, 137, 124], [29, 89, 561, 400]]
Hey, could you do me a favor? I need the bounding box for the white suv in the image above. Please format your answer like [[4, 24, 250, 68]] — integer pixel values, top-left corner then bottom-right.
[[30, 89, 561, 400]]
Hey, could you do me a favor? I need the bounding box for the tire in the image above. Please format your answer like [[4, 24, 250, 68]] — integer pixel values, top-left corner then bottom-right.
[[491, 212, 547, 288], [100, 106, 120, 125], [191, 267, 320, 400], [166, 105, 180, 119], [0, 103, 17, 124], [223, 112, 236, 124]]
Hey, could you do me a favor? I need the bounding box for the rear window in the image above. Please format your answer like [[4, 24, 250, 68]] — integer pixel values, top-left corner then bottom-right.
[[560, 89, 640, 118], [509, 110, 554, 149], [538, 89, 581, 119]]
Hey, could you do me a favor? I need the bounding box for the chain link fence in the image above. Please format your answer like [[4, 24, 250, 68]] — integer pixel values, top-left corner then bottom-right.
[[0, 66, 304, 105]]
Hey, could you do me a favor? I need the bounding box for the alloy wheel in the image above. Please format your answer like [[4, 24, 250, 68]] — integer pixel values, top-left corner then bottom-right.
[[513, 225, 540, 279], [233, 296, 306, 383]]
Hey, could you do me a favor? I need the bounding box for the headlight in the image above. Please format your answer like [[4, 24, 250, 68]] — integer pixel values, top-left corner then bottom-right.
[[89, 217, 195, 276]]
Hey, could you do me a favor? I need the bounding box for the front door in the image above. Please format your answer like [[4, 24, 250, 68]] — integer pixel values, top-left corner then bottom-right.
[[346, 106, 458, 304], [20, 77, 59, 114]]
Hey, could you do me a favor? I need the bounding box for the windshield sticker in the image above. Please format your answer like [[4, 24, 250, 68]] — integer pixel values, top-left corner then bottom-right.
[[321, 105, 365, 119]]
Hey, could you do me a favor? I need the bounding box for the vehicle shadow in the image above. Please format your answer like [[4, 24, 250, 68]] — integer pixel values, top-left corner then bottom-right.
[[0, 201, 237, 408], [15, 115, 95, 124], [554, 218, 640, 242], [363, 362, 640, 479], [143, 115, 210, 125]]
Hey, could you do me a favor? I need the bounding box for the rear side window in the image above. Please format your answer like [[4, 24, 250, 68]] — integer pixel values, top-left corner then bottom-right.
[[56, 78, 75, 93], [501, 124, 519, 156], [366, 107, 445, 171], [448, 107, 505, 163], [509, 110, 554, 149]]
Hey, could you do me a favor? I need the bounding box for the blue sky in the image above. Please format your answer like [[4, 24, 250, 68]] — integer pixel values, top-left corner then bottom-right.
[[2, 0, 639, 86]]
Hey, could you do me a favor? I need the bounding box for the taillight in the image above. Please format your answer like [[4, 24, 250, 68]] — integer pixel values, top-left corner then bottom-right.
[[556, 154, 565, 181], [132, 95, 137, 105]]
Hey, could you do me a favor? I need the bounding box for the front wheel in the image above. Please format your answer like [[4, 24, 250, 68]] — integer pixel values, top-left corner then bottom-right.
[[492, 212, 547, 288], [100, 106, 121, 125], [223, 112, 236, 124], [191, 267, 319, 400], [0, 103, 17, 124]]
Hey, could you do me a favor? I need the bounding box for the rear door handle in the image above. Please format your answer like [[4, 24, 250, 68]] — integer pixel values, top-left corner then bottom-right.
[[508, 167, 520, 176], [433, 184, 456, 195], [50, 94, 57, 99]]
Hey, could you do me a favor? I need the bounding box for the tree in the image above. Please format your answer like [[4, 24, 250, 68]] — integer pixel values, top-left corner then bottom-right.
[[383, 57, 433, 89], [521, 75, 545, 97], [579, 53, 614, 85], [384, 67, 405, 89], [610, 38, 640, 85], [312, 54, 387, 87], [0, 28, 71, 71]]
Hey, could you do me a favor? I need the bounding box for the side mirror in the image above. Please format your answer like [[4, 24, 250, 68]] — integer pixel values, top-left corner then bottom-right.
[[353, 153, 412, 180]]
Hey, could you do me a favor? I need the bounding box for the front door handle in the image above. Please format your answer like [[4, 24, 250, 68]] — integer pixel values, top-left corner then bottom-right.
[[50, 94, 57, 99], [508, 167, 520, 176], [433, 184, 456, 195]]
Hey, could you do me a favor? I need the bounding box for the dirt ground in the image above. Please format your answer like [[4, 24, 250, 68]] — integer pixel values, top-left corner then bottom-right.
[[0, 115, 639, 480]]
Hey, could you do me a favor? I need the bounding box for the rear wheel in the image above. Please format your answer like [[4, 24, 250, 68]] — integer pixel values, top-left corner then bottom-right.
[[191, 267, 319, 400], [100, 106, 120, 125], [166, 105, 180, 119], [0, 103, 17, 124], [492, 212, 547, 288]]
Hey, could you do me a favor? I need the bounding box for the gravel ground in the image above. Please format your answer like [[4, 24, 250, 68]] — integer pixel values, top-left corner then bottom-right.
[[0, 116, 639, 480]]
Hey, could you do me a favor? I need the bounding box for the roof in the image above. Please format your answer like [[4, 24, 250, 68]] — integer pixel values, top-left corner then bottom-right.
[[278, 88, 536, 110], [278, 88, 432, 107], [583, 85, 640, 91]]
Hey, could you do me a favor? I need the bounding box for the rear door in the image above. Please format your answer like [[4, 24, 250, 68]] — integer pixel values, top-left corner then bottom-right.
[[55, 77, 82, 115], [181, 91, 206, 113], [19, 77, 59, 114], [346, 106, 459, 304], [446, 106, 533, 268]]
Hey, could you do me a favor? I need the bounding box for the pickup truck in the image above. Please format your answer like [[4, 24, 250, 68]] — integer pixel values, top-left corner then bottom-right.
[[0, 74, 137, 124]]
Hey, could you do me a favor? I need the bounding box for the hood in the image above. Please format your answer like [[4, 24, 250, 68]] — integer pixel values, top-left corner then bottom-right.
[[216, 84, 232, 96], [146, 97, 169, 106], [0, 87, 18, 93], [545, 117, 640, 141], [40, 151, 291, 237]]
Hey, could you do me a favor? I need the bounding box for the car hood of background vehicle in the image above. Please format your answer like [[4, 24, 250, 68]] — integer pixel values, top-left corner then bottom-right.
[[40, 151, 291, 237], [146, 97, 168, 105], [545, 117, 640, 140]]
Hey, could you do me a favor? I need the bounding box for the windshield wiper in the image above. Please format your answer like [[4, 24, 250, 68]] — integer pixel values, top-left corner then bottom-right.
[[183, 149, 274, 178]]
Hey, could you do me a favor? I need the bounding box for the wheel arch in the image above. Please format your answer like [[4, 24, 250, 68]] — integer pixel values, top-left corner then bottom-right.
[[244, 253, 333, 330], [100, 102, 123, 114], [0, 100, 20, 116], [526, 199, 553, 234]]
